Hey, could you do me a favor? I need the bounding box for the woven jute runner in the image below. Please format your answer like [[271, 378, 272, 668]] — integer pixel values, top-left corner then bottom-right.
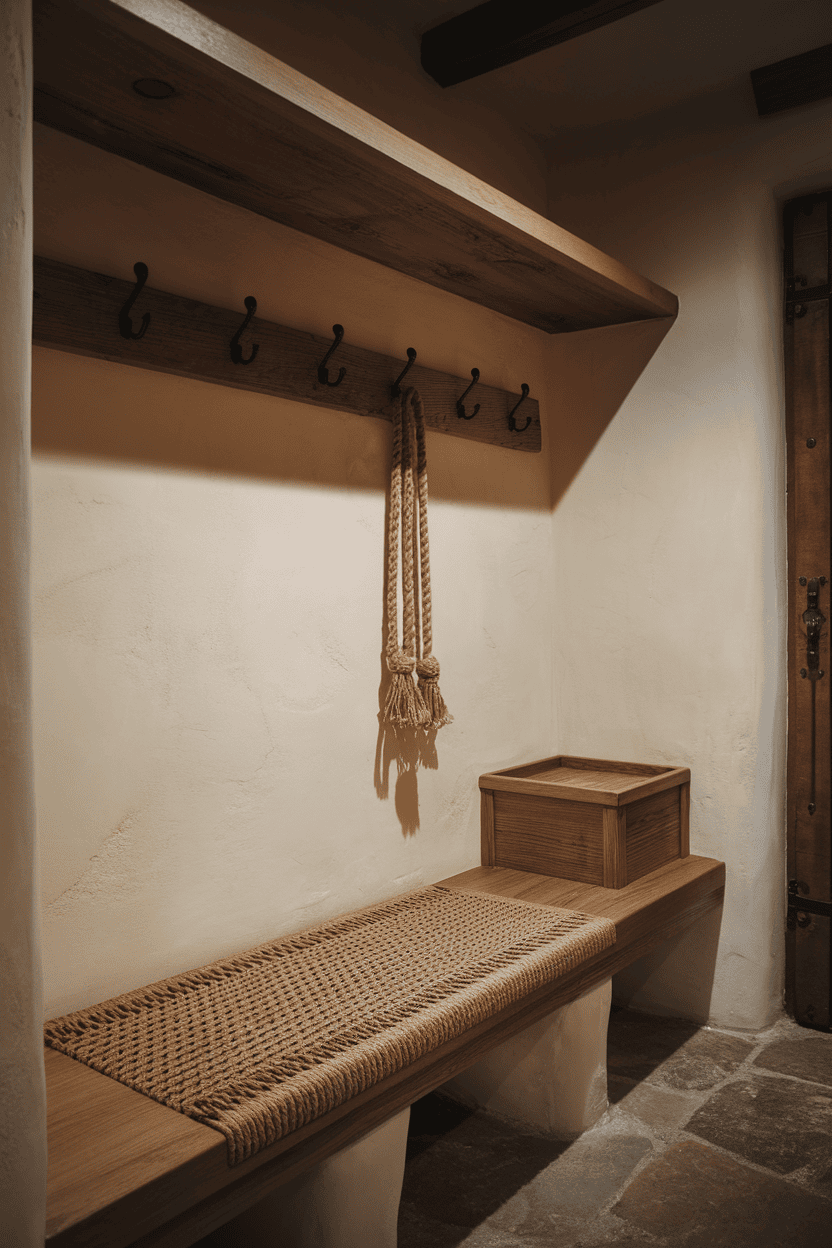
[[44, 885, 615, 1165]]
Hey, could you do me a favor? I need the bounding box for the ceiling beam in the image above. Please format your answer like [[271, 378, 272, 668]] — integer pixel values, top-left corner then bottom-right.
[[421, 0, 666, 88], [750, 43, 832, 117]]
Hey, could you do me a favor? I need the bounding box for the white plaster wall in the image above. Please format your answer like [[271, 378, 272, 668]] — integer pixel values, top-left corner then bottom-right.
[[546, 88, 832, 1030], [0, 2, 46, 1241], [33, 124, 554, 1018]]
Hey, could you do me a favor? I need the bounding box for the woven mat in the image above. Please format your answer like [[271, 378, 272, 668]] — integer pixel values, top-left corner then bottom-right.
[[44, 885, 615, 1165]]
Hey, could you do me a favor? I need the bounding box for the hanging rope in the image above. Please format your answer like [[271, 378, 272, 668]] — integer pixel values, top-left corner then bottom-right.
[[383, 388, 452, 730]]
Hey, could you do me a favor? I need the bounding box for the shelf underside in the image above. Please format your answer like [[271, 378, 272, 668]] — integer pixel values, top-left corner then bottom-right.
[[33, 0, 678, 336]]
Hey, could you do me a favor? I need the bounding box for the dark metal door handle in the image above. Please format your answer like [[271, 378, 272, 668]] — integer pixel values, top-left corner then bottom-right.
[[802, 576, 826, 679], [799, 576, 827, 815]]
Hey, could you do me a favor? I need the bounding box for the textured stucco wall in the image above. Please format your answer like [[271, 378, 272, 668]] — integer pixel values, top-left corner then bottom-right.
[[33, 123, 554, 1019], [546, 88, 832, 1030]]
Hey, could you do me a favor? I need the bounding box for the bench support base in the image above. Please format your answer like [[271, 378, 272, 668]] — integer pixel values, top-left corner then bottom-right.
[[200, 1107, 410, 1248], [441, 978, 612, 1137]]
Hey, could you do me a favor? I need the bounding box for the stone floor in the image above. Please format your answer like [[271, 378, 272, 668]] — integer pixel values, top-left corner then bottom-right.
[[398, 1007, 832, 1247]]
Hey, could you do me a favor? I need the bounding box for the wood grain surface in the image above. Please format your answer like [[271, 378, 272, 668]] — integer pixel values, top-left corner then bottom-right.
[[784, 191, 831, 1030], [45, 856, 724, 1247], [32, 0, 678, 334], [679, 782, 691, 857], [602, 806, 627, 888], [480, 756, 690, 806], [624, 787, 680, 884], [787, 300, 831, 898], [480, 789, 496, 866], [33, 256, 541, 453], [492, 790, 605, 883]]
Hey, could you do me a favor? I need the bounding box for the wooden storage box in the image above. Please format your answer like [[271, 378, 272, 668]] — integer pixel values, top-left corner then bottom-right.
[[479, 756, 690, 889]]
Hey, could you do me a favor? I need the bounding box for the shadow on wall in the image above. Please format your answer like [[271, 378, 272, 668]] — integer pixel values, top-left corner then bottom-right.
[[33, 312, 676, 512], [31, 347, 552, 511], [545, 317, 676, 508], [374, 721, 439, 837]]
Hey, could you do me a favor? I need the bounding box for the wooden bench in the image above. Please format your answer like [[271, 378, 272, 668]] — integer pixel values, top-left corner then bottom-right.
[[45, 854, 724, 1248]]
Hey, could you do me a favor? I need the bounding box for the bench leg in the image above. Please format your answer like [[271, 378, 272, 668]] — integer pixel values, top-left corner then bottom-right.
[[203, 1106, 410, 1248], [441, 978, 612, 1138]]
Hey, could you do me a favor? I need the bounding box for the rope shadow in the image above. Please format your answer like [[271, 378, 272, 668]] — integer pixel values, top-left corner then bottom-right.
[[373, 710, 439, 838]]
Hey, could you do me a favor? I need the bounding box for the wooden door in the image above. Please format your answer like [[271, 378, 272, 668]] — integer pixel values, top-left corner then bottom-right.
[[785, 190, 832, 1031]]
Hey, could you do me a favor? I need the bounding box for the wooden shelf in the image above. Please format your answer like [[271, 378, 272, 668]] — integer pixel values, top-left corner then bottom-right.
[[45, 855, 723, 1247], [33, 0, 678, 336]]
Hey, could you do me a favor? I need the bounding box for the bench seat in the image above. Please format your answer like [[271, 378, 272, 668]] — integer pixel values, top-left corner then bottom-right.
[[45, 855, 724, 1248]]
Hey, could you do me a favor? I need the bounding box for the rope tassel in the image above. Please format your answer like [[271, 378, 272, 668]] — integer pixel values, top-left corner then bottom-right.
[[383, 388, 452, 730], [384, 651, 430, 729], [416, 657, 452, 729]]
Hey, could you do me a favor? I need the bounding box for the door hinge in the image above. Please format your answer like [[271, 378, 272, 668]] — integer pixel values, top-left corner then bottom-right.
[[787, 880, 832, 928]]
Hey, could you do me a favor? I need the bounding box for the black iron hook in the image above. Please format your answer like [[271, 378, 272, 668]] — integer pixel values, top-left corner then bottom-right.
[[508, 384, 531, 432], [317, 324, 346, 387], [456, 368, 480, 420], [119, 262, 150, 340], [230, 296, 259, 365], [392, 347, 417, 397]]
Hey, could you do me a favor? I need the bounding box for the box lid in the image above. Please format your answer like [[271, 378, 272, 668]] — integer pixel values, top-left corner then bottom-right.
[[479, 755, 690, 807]]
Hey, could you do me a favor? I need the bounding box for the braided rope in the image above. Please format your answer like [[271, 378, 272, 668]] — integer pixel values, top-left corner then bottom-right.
[[400, 389, 417, 662], [410, 390, 452, 727], [384, 384, 403, 665], [383, 389, 451, 729]]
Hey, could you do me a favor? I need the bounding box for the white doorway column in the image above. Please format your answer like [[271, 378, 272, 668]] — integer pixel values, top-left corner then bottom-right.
[[0, 1, 46, 1244]]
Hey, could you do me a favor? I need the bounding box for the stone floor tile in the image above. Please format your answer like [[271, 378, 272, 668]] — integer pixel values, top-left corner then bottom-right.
[[400, 1094, 569, 1242], [614, 1139, 832, 1247], [398, 1205, 526, 1248], [685, 1073, 832, 1176], [495, 1130, 652, 1222], [451, 1210, 659, 1248], [457, 1232, 528, 1248], [401, 1014, 832, 1248], [462, 1209, 589, 1248], [399, 1093, 651, 1247], [441, 1150, 654, 1248], [405, 1091, 478, 1162], [607, 1076, 701, 1137], [573, 1212, 667, 1246], [754, 1034, 832, 1087], [608, 1009, 754, 1090], [817, 1156, 832, 1200], [397, 1209, 464, 1248]]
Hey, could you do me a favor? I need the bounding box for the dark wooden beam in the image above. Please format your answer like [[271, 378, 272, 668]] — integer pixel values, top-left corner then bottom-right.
[[421, 0, 666, 88], [32, 257, 542, 454], [750, 43, 832, 117]]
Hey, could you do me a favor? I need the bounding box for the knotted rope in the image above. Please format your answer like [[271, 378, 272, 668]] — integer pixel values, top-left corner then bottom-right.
[[383, 388, 452, 730]]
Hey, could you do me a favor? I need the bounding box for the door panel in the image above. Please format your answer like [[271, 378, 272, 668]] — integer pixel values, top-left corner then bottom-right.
[[785, 191, 832, 1031]]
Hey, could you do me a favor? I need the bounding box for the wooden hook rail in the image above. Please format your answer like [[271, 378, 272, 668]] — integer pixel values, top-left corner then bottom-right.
[[32, 257, 541, 453]]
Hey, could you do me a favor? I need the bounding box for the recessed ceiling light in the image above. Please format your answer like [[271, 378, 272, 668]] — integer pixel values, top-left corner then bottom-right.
[[132, 78, 176, 100]]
